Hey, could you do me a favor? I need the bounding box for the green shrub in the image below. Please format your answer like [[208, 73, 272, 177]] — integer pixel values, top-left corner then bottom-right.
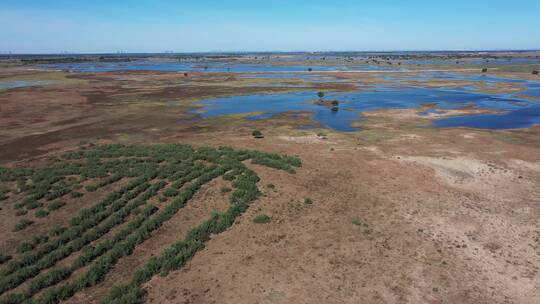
[[70, 191, 83, 198], [15, 209, 28, 216], [85, 185, 97, 192], [253, 214, 271, 224], [220, 187, 232, 193], [32, 234, 49, 245], [35, 209, 50, 218], [47, 200, 66, 211], [252, 130, 264, 139], [162, 188, 179, 197], [304, 197, 313, 205], [17, 242, 35, 253], [26, 201, 43, 210], [14, 219, 34, 231], [266, 183, 275, 189], [50, 224, 66, 236], [0, 254, 12, 264]]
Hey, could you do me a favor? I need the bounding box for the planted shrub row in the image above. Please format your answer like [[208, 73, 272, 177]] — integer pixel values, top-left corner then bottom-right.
[[0, 144, 301, 304], [31, 167, 226, 304], [102, 166, 268, 304]]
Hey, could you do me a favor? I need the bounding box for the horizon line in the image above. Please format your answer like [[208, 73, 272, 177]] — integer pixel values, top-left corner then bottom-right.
[[2, 49, 540, 56]]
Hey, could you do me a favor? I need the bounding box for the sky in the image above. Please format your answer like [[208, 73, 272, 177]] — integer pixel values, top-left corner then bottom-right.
[[1, 0, 539, 54]]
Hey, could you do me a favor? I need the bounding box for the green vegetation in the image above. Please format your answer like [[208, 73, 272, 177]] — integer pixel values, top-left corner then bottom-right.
[[15, 209, 27, 217], [70, 191, 83, 198], [47, 201, 65, 211], [0, 188, 8, 201], [0, 144, 301, 304], [220, 187, 232, 193], [0, 255, 11, 265], [17, 242, 35, 254], [252, 129, 264, 139], [13, 219, 33, 232], [35, 209, 50, 218], [253, 214, 272, 224], [266, 183, 275, 189], [303, 197, 313, 205]]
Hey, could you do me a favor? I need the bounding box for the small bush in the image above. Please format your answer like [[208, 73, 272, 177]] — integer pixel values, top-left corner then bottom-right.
[[15, 209, 28, 216], [85, 185, 97, 192], [253, 214, 271, 224], [47, 200, 66, 211], [220, 187, 232, 193], [163, 188, 179, 197], [32, 234, 49, 244], [17, 241, 35, 253], [26, 201, 43, 210], [158, 196, 167, 203], [35, 209, 50, 218], [266, 183, 275, 189], [252, 130, 264, 139], [0, 254, 12, 264], [14, 219, 34, 231], [51, 224, 66, 236], [70, 191, 83, 198], [533, 70, 539, 75], [304, 197, 313, 205]]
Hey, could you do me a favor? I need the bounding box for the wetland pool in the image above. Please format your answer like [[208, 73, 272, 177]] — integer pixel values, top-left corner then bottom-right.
[[194, 82, 540, 131]]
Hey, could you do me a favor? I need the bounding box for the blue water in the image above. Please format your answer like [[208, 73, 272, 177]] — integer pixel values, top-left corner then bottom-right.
[[34, 60, 540, 131], [433, 104, 540, 129], [195, 82, 540, 131], [0, 80, 55, 89], [37, 60, 397, 73]]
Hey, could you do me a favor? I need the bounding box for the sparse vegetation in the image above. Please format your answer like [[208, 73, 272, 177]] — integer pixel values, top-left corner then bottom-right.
[[253, 214, 271, 223], [304, 197, 313, 205], [35, 209, 50, 218], [13, 219, 33, 231], [220, 186, 232, 193], [47, 201, 66, 211]]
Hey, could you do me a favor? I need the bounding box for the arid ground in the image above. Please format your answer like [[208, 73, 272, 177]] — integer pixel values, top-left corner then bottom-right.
[[0, 54, 539, 304]]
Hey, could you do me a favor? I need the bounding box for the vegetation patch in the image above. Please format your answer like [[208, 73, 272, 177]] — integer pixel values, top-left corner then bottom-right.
[[253, 214, 272, 224], [0, 144, 300, 304]]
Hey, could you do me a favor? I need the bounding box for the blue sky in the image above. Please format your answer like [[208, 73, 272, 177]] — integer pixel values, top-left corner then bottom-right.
[[1, 0, 539, 53]]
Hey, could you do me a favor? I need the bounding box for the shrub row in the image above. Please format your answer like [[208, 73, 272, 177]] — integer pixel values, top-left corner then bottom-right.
[[0, 179, 153, 294], [0, 205, 160, 303], [102, 165, 264, 304], [31, 167, 226, 304]]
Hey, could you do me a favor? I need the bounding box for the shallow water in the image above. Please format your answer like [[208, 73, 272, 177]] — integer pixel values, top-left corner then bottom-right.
[[0, 80, 55, 89], [38, 61, 397, 73], [35, 60, 540, 131], [195, 81, 540, 131]]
